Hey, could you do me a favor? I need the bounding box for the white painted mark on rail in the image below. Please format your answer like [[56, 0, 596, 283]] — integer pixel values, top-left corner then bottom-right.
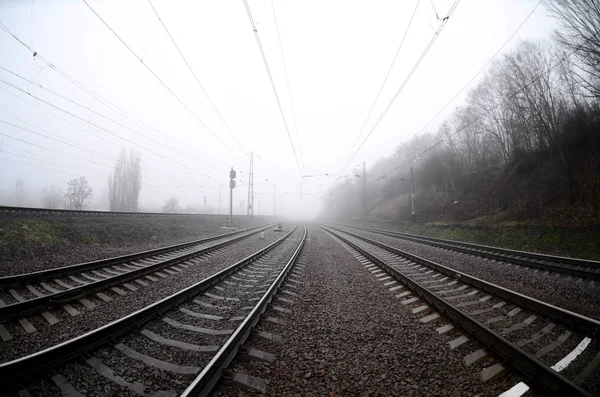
[[499, 381, 529, 397], [552, 337, 592, 372], [500, 336, 592, 396]]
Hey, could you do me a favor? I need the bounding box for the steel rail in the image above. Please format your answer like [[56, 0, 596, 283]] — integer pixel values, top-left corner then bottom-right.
[[0, 204, 230, 216], [321, 225, 593, 397], [0, 225, 299, 385], [342, 224, 600, 279], [181, 224, 306, 396], [0, 225, 273, 321], [0, 224, 271, 288], [328, 225, 600, 335]]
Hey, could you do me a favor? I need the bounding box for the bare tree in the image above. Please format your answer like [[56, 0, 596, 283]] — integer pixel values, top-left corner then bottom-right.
[[504, 42, 563, 152], [162, 196, 179, 213], [41, 185, 63, 208], [14, 178, 24, 205], [108, 149, 142, 211], [547, 0, 600, 100], [66, 177, 93, 210]]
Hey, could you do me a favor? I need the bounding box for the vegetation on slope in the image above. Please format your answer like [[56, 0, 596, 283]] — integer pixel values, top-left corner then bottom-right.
[[323, 1, 600, 239]]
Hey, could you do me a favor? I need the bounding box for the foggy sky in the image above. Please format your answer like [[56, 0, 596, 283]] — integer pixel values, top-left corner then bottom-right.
[[0, 0, 554, 218]]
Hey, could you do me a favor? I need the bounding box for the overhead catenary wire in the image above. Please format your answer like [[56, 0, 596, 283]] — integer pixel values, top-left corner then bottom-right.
[[1, 144, 212, 189], [0, 20, 235, 179], [0, 128, 189, 184], [374, 48, 577, 182], [0, 156, 76, 176], [0, 147, 107, 176], [241, 0, 303, 176], [0, 20, 209, 160], [411, 0, 543, 143], [373, 0, 546, 181], [146, 0, 247, 155], [332, 0, 461, 183], [0, 120, 160, 180], [270, 0, 302, 161], [0, 112, 209, 182], [0, 77, 220, 180], [340, 0, 421, 175], [0, 83, 125, 149], [0, 84, 200, 181], [81, 0, 239, 161], [0, 65, 224, 174], [0, 19, 168, 144]]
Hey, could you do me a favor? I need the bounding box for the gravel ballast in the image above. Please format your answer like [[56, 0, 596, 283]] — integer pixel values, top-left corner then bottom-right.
[[0, 226, 290, 363], [0, 212, 275, 276], [335, 226, 600, 395], [343, 226, 600, 321], [215, 225, 520, 396], [4, 226, 305, 397]]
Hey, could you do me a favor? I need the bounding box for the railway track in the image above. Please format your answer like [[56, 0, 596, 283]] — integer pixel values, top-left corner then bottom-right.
[[342, 224, 600, 280], [0, 205, 214, 216], [0, 224, 272, 344], [0, 224, 306, 396], [321, 225, 600, 396]]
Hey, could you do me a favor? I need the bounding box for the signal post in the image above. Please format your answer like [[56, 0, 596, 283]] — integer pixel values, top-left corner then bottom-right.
[[229, 168, 236, 227]]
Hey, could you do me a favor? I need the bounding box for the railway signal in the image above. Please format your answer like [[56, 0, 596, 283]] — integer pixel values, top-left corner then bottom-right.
[[229, 167, 236, 227]]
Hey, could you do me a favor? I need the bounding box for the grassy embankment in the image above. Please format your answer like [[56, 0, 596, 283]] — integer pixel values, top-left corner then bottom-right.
[[353, 219, 600, 261], [0, 215, 275, 275]]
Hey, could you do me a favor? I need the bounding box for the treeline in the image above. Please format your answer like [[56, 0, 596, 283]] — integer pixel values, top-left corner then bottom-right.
[[5, 147, 216, 213], [6, 176, 94, 210], [323, 0, 600, 222], [5, 148, 143, 211]]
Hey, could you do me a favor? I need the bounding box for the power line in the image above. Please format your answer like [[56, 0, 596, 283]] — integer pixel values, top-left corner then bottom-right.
[[1, 19, 199, 155], [341, 0, 421, 174], [0, 85, 193, 180], [270, 0, 302, 160], [429, 0, 443, 20], [0, 125, 210, 187], [0, 64, 223, 174], [0, 156, 75, 176], [241, 0, 303, 176], [1, 19, 175, 144], [146, 0, 247, 155], [1, 147, 107, 176], [0, 77, 220, 179], [2, 144, 213, 190], [0, 20, 231, 175], [0, 83, 123, 149], [0, 21, 234, 174], [334, 0, 461, 180], [412, 0, 542, 141], [0, 113, 203, 182], [81, 0, 238, 160], [0, 119, 118, 166], [374, 49, 577, 181]]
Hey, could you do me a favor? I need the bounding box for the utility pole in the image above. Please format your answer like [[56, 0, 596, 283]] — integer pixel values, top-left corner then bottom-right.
[[218, 185, 222, 215], [362, 162, 367, 218], [229, 168, 236, 227], [410, 166, 416, 224], [273, 184, 277, 216], [247, 152, 254, 217]]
